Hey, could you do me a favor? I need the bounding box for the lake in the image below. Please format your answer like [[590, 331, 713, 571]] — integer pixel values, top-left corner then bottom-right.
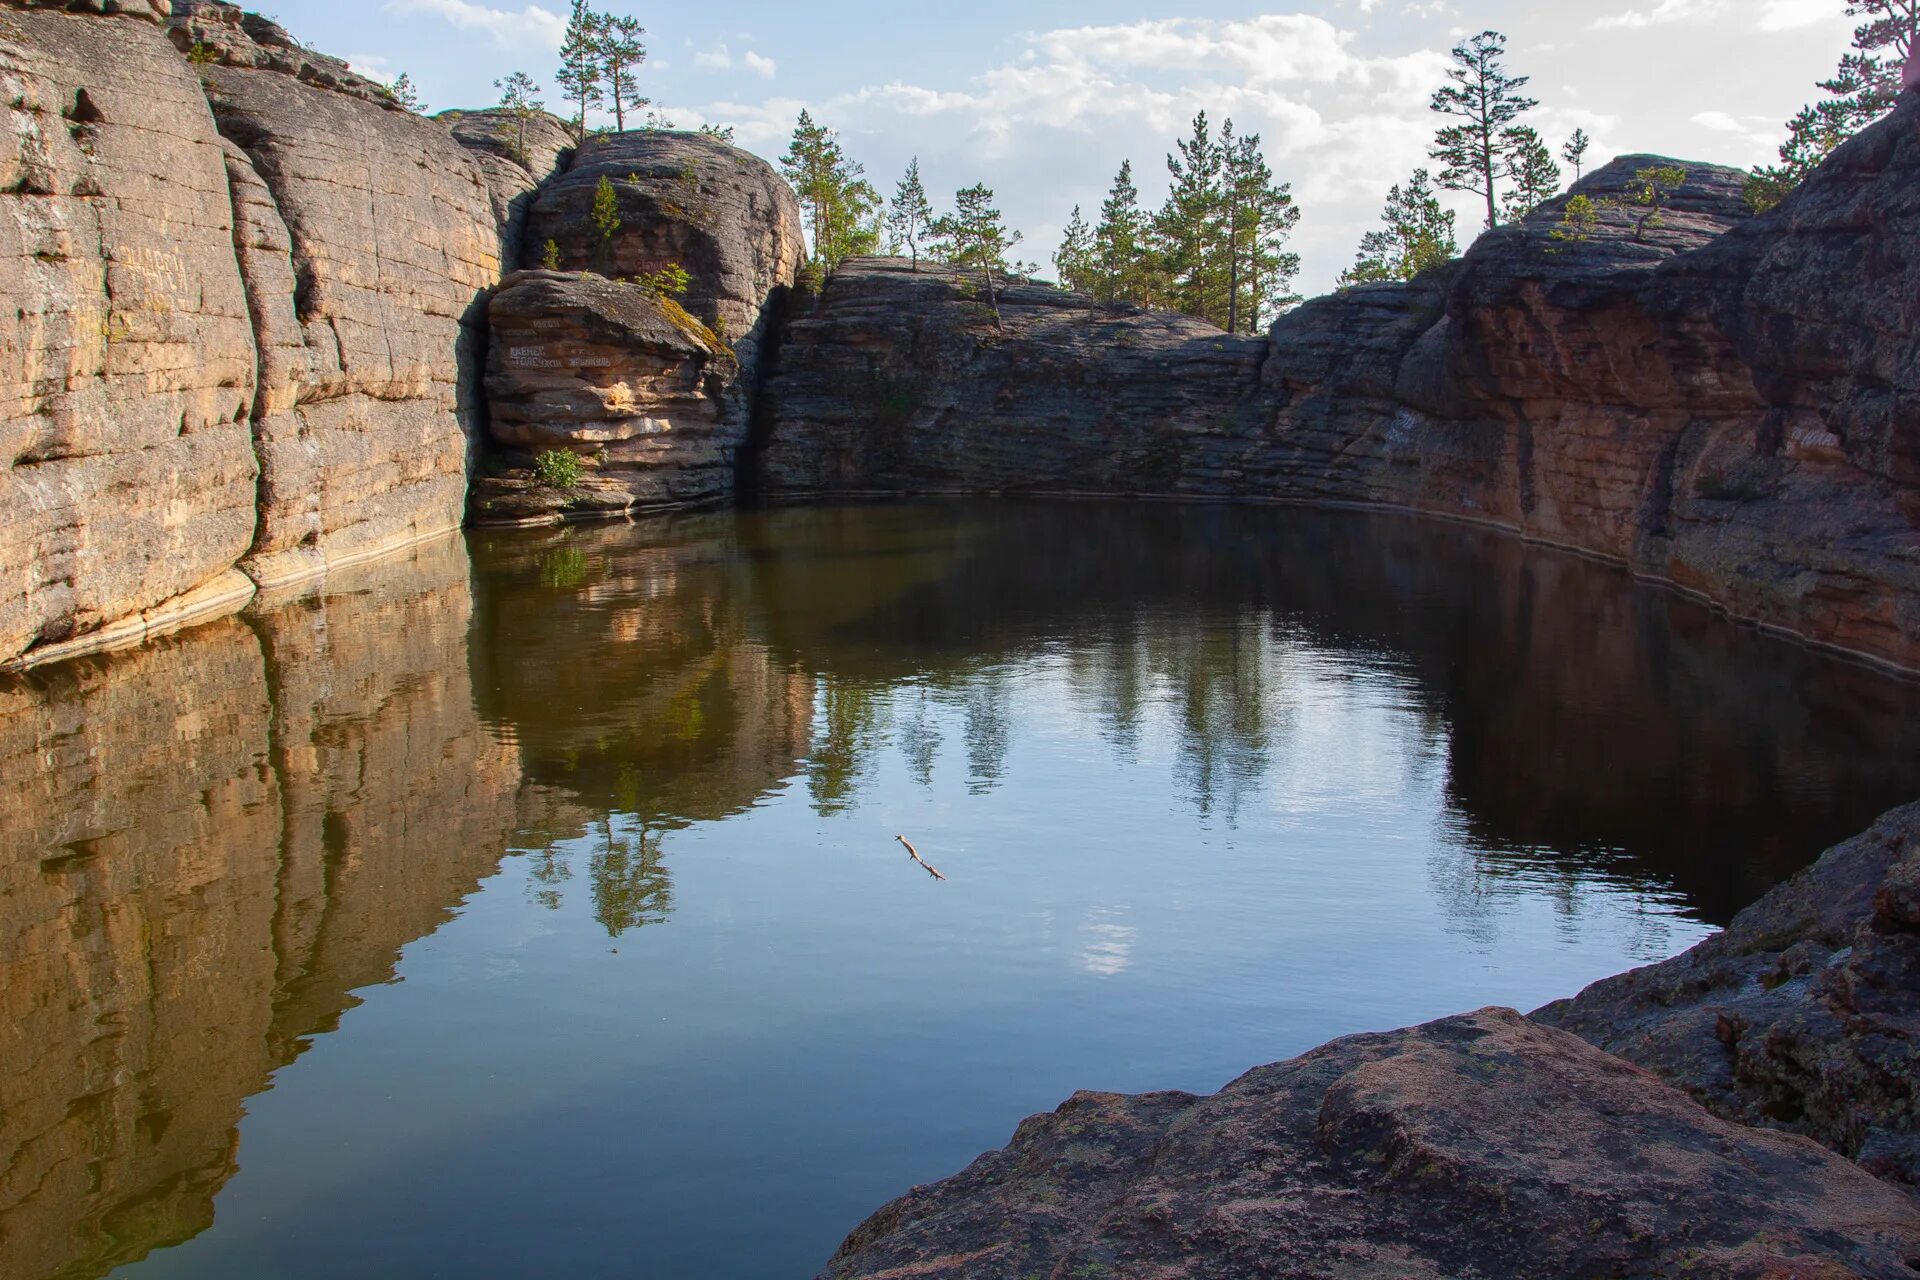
[[5, 502, 1919, 1280]]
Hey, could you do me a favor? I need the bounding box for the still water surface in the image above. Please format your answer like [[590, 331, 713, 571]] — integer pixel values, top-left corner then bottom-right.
[[5, 503, 1920, 1279]]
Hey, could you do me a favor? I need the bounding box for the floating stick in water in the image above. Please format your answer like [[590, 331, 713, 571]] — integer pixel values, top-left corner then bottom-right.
[[896, 835, 947, 881]]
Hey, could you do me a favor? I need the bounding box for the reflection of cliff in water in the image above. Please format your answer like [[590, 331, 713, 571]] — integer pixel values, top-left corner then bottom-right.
[[6, 501, 1920, 1280], [0, 539, 520, 1280], [711, 503, 1920, 922]]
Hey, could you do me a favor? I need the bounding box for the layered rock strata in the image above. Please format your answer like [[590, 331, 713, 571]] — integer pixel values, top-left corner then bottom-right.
[[757, 110, 1920, 672], [0, 0, 259, 666], [821, 1005, 1920, 1279], [476, 270, 743, 524], [180, 1, 506, 587], [471, 131, 805, 522]]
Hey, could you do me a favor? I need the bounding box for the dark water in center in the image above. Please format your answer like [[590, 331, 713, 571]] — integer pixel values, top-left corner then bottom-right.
[[5, 502, 1919, 1280]]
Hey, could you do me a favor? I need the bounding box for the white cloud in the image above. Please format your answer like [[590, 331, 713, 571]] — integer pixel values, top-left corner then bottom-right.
[[1590, 0, 1723, 30], [695, 44, 778, 78], [383, 0, 565, 50], [1757, 0, 1847, 30]]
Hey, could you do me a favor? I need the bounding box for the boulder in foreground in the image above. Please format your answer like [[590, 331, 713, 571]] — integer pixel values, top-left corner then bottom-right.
[[821, 1006, 1920, 1279]]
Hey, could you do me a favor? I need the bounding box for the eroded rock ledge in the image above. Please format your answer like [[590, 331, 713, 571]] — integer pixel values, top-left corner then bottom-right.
[[822, 807, 1920, 1279]]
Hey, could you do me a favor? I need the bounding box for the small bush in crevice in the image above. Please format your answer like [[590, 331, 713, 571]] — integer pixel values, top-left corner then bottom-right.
[[533, 448, 585, 490]]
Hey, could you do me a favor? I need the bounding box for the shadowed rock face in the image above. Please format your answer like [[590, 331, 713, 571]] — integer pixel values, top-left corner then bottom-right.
[[1541, 802, 1920, 1194], [0, 1, 259, 665], [758, 109, 1920, 673], [820, 1007, 1920, 1280], [0, 536, 520, 1280]]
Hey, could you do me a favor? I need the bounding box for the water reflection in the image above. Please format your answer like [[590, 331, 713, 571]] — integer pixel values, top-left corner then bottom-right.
[[1, 503, 1918, 1280], [0, 536, 519, 1280]]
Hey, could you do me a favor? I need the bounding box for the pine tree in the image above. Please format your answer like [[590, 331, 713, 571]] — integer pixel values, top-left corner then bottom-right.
[[779, 110, 881, 272], [597, 14, 648, 132], [1501, 125, 1562, 222], [590, 174, 621, 272], [1429, 30, 1539, 231], [388, 73, 425, 112], [1093, 160, 1147, 306], [886, 157, 934, 271], [495, 72, 544, 161], [1607, 165, 1688, 241], [1152, 111, 1227, 323], [1339, 169, 1458, 287], [1053, 205, 1098, 295], [556, 0, 606, 145], [930, 183, 1022, 326], [1562, 128, 1591, 181], [1219, 124, 1300, 333], [1749, 0, 1919, 210]]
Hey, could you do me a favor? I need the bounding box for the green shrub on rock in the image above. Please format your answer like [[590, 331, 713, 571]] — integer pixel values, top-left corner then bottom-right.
[[533, 449, 585, 490]]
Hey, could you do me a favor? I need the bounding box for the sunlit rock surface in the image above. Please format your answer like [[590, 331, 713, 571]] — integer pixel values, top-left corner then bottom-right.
[[0, 0, 259, 666]]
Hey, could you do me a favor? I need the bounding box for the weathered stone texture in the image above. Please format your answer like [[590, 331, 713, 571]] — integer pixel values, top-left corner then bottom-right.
[[822, 1007, 1920, 1279], [182, 2, 506, 586], [1541, 801, 1920, 1193], [523, 130, 804, 373], [439, 108, 573, 273], [478, 133, 805, 520], [476, 270, 742, 523], [757, 259, 1270, 497], [0, 3, 259, 666]]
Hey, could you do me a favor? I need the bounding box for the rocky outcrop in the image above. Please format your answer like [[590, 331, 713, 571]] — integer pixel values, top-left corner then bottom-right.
[[758, 110, 1920, 672], [1541, 802, 1920, 1193], [439, 108, 573, 273], [474, 270, 743, 524], [523, 130, 803, 370], [181, 1, 507, 587], [0, 0, 260, 667], [822, 1007, 1920, 1279], [471, 131, 805, 522], [758, 261, 1269, 496]]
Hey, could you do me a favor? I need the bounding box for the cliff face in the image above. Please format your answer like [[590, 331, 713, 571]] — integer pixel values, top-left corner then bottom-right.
[[756, 111, 1920, 672], [472, 131, 805, 523], [178, 0, 507, 588], [0, 0, 260, 666]]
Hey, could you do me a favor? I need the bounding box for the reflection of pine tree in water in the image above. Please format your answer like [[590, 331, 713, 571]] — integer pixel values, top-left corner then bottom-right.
[[898, 685, 941, 788], [807, 678, 890, 816], [591, 819, 673, 937], [963, 670, 1012, 795]]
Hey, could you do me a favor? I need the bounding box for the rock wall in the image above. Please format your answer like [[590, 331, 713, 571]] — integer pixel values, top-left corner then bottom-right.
[[0, 0, 259, 667], [0, 535, 519, 1280], [471, 131, 805, 523], [757, 111, 1920, 673], [180, 1, 507, 587]]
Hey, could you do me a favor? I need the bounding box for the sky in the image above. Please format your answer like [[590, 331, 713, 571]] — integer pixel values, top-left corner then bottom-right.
[[263, 0, 1862, 297]]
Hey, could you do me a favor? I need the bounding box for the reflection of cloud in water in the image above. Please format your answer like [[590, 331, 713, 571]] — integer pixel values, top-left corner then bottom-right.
[[1079, 907, 1138, 977]]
